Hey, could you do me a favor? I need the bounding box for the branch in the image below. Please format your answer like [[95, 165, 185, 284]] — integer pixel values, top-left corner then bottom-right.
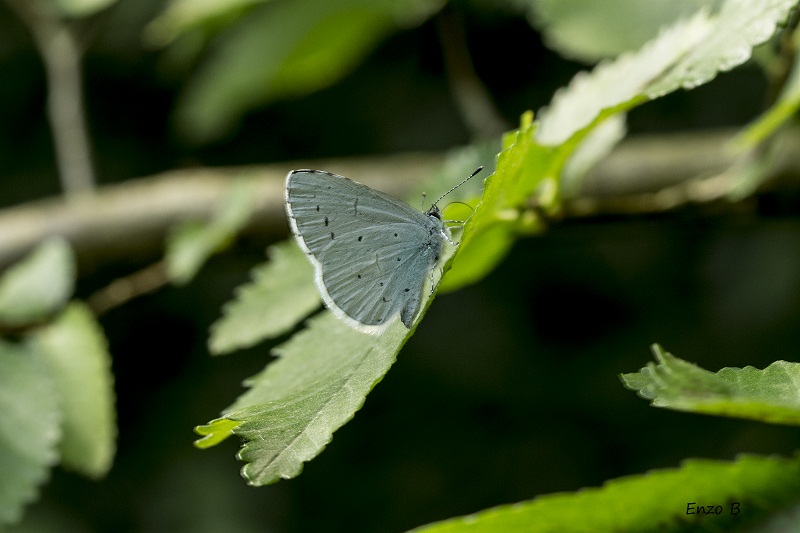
[[1, 129, 800, 271], [0, 153, 445, 269]]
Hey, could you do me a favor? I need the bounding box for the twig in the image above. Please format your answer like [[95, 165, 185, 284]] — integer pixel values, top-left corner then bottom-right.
[[86, 261, 168, 315], [5, 0, 95, 195], [2, 129, 800, 272], [436, 7, 510, 138]]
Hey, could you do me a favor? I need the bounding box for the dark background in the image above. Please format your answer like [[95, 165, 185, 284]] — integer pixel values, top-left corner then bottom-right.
[[2, 1, 798, 532]]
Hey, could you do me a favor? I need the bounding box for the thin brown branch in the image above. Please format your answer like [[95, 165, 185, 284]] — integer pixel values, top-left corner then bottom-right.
[[2, 129, 800, 273], [0, 153, 445, 270], [86, 261, 168, 315]]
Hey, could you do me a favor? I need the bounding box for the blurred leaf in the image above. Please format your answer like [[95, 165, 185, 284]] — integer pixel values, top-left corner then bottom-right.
[[0, 238, 75, 327], [173, 0, 444, 143], [725, 141, 782, 200], [0, 341, 60, 527], [31, 303, 116, 477], [411, 454, 800, 532], [526, 0, 724, 62], [736, 49, 800, 148], [197, 312, 408, 485], [166, 178, 258, 285], [560, 113, 627, 197], [144, 0, 266, 47], [622, 344, 800, 425], [208, 241, 319, 355], [47, 0, 118, 17], [734, 54, 800, 150], [724, 40, 800, 199]]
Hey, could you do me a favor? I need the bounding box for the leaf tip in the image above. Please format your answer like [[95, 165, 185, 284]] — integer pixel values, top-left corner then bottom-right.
[[194, 418, 241, 449]]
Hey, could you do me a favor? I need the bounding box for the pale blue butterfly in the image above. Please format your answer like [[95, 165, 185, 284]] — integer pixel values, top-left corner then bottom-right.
[[285, 168, 481, 333]]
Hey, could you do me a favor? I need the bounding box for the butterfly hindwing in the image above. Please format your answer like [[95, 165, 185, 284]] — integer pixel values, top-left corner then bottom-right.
[[285, 170, 445, 333]]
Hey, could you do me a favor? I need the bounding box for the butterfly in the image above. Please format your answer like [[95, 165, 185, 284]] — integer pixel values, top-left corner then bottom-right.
[[285, 168, 480, 333]]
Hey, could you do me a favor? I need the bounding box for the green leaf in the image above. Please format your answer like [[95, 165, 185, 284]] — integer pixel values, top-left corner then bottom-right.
[[527, 0, 724, 62], [410, 454, 800, 532], [47, 0, 118, 17], [197, 312, 408, 485], [208, 240, 318, 355], [173, 0, 443, 143], [30, 303, 116, 478], [197, 231, 460, 484], [621, 344, 800, 425], [194, 418, 241, 448], [646, 0, 798, 97], [440, 112, 552, 292], [166, 178, 258, 285], [0, 238, 76, 327], [445, 0, 798, 290], [535, 11, 712, 146], [0, 341, 61, 526], [537, 0, 797, 147]]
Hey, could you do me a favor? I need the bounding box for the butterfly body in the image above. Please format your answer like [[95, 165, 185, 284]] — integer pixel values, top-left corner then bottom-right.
[[285, 169, 447, 333]]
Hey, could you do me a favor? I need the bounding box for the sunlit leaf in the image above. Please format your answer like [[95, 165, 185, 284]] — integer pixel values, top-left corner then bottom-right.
[[411, 454, 800, 532], [537, 0, 796, 146], [622, 344, 800, 425], [196, 231, 461, 484], [197, 312, 408, 485], [445, 0, 797, 290], [208, 241, 318, 355]]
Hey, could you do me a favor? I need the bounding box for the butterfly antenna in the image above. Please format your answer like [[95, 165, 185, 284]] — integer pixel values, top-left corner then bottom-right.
[[431, 166, 483, 207]]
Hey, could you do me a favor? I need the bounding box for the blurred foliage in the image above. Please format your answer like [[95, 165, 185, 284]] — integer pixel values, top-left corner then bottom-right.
[[0, 238, 75, 327], [165, 177, 259, 285], [149, 0, 446, 144], [524, 0, 726, 62], [3, 0, 800, 531], [0, 242, 115, 526]]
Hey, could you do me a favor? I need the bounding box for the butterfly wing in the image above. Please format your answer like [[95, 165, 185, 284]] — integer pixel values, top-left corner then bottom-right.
[[285, 170, 444, 333]]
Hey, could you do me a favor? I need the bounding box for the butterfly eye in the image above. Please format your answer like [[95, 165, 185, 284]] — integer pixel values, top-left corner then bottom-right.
[[427, 209, 442, 221]]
